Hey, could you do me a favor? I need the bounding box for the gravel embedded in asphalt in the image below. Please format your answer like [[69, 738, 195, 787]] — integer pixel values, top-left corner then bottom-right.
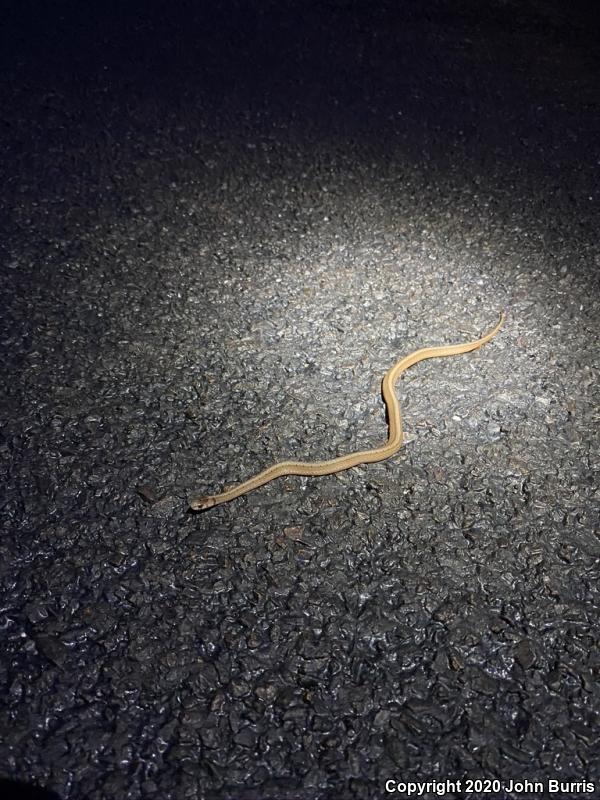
[[1, 1, 599, 798]]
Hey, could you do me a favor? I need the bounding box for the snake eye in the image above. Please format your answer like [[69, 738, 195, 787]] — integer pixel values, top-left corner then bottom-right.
[[190, 496, 217, 511]]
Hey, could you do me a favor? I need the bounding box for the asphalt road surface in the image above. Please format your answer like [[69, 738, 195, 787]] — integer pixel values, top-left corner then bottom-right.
[[1, 1, 599, 798]]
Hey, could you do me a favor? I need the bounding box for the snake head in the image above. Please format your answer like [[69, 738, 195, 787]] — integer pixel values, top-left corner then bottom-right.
[[189, 495, 218, 511]]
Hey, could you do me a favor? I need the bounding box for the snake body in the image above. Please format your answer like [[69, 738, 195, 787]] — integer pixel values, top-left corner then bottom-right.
[[189, 313, 505, 511]]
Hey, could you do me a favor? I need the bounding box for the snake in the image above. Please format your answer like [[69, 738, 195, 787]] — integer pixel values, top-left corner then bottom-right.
[[189, 312, 505, 511]]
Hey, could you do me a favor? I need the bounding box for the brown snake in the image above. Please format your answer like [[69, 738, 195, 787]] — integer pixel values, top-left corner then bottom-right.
[[189, 312, 505, 511]]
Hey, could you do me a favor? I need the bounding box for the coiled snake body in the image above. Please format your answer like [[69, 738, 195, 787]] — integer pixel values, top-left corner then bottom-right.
[[190, 313, 505, 511]]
